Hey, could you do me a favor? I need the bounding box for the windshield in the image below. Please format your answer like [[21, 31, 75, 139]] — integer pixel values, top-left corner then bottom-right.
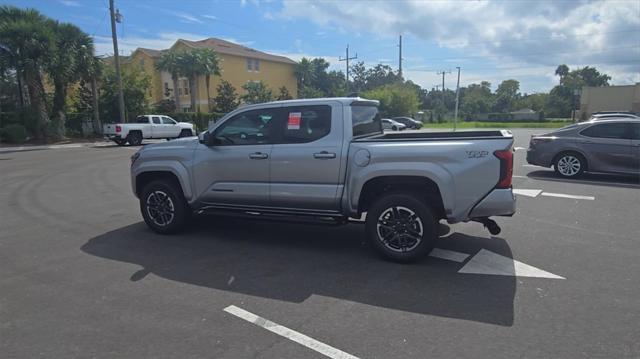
[[352, 105, 382, 138]]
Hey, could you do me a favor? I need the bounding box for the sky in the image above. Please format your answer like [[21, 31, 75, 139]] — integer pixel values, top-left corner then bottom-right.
[[6, 0, 640, 93]]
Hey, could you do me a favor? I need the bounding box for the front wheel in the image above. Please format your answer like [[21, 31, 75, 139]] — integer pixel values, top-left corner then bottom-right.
[[554, 152, 586, 178], [140, 180, 190, 234], [179, 129, 193, 138], [365, 193, 437, 262]]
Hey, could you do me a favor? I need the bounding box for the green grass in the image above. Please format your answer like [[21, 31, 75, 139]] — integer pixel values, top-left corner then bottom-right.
[[421, 121, 572, 129]]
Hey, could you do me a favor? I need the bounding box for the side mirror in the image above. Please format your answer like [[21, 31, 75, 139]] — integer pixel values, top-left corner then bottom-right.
[[200, 131, 217, 146]]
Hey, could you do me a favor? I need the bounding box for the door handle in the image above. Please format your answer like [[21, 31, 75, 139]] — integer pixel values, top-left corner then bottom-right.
[[313, 151, 336, 159], [249, 152, 268, 160]]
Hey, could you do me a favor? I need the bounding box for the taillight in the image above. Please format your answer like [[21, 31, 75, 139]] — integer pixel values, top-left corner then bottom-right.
[[116, 125, 121, 133], [494, 149, 513, 189], [529, 136, 553, 148]]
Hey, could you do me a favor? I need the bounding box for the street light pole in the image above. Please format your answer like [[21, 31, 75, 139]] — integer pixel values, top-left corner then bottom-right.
[[454, 67, 461, 132], [109, 0, 126, 123]]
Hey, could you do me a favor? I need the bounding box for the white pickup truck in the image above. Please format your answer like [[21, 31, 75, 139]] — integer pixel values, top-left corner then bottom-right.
[[104, 115, 195, 146]]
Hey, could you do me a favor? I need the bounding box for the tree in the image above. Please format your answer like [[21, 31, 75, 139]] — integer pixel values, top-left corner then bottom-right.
[[493, 79, 520, 112], [364, 64, 402, 90], [193, 48, 221, 112], [555, 64, 569, 82], [241, 81, 273, 104], [0, 6, 55, 138], [350, 61, 367, 92], [294, 57, 314, 96], [362, 83, 419, 117], [45, 21, 94, 138], [461, 81, 493, 117], [156, 51, 182, 110], [213, 80, 239, 112], [277, 86, 292, 100], [100, 66, 151, 122]]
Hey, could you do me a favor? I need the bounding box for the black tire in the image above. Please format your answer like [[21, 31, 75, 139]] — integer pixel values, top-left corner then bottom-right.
[[127, 131, 143, 146], [365, 192, 437, 263], [114, 138, 126, 146], [392, 126, 398, 131], [139, 180, 190, 234], [554, 151, 586, 178], [179, 129, 193, 137]]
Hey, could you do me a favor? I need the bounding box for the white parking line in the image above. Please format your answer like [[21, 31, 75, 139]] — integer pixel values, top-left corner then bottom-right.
[[224, 305, 359, 359], [514, 146, 526, 151], [523, 164, 539, 168], [541, 192, 595, 200]]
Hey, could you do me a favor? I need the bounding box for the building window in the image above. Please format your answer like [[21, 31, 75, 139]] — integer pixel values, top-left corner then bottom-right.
[[182, 79, 190, 96], [139, 59, 145, 68], [246, 58, 260, 72]]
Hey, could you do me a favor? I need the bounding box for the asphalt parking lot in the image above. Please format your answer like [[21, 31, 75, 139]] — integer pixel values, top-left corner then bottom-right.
[[1, 129, 639, 359]]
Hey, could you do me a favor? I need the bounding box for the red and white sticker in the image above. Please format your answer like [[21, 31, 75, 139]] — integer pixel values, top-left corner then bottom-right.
[[287, 112, 301, 130]]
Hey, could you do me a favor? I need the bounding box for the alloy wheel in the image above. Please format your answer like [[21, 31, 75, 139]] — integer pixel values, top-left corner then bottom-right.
[[557, 155, 581, 176], [145, 190, 175, 227], [376, 206, 424, 252]]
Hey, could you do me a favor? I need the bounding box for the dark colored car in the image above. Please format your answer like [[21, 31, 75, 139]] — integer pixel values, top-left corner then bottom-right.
[[526, 119, 640, 178], [393, 117, 423, 129]]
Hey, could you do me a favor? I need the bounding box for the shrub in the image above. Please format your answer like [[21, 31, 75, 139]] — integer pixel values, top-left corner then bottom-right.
[[0, 124, 28, 143]]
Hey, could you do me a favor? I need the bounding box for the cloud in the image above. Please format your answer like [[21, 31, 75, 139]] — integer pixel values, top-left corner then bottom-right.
[[58, 0, 81, 7], [279, 0, 640, 89], [202, 14, 218, 20], [176, 13, 203, 24]]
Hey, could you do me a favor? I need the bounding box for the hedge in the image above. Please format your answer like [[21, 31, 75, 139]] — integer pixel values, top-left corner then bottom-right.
[[160, 112, 227, 132], [0, 124, 28, 143]]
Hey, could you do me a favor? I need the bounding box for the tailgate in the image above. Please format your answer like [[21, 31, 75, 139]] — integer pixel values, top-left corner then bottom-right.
[[103, 124, 119, 135]]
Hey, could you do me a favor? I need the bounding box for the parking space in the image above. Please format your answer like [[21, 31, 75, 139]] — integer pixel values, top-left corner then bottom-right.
[[1, 129, 639, 358]]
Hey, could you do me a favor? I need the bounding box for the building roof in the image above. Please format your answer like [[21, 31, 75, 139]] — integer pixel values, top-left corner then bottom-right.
[[175, 38, 296, 64], [108, 37, 295, 65]]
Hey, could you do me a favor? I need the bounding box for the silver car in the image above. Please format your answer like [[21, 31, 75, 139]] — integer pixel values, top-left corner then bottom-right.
[[527, 119, 640, 177], [381, 118, 406, 131]]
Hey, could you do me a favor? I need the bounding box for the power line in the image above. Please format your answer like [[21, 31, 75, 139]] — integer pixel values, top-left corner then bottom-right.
[[405, 59, 640, 73]]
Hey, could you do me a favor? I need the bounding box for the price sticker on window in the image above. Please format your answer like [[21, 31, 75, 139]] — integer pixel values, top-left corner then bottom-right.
[[287, 112, 301, 130]]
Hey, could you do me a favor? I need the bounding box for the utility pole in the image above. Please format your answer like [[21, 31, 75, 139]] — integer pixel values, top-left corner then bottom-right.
[[436, 70, 451, 109], [454, 67, 461, 131], [339, 44, 357, 93], [109, 0, 126, 123], [398, 35, 403, 78]]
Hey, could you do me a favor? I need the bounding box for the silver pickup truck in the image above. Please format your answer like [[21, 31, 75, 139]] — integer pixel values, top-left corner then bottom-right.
[[130, 97, 515, 261]]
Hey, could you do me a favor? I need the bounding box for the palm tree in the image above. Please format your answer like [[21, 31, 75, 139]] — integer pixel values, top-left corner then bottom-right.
[[45, 21, 94, 138], [0, 6, 55, 138], [194, 48, 221, 112], [294, 57, 314, 95], [156, 51, 182, 110], [555, 64, 569, 83]]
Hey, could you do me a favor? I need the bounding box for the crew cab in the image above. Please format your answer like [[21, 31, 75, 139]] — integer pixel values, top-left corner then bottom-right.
[[104, 115, 195, 146], [130, 98, 515, 262]]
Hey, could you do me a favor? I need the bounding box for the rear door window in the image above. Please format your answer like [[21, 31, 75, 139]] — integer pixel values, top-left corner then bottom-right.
[[279, 105, 331, 143], [151, 116, 161, 125], [580, 123, 629, 139]]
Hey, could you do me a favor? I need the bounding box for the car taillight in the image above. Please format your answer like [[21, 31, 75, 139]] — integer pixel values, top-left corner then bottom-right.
[[494, 149, 513, 189], [529, 137, 553, 148], [116, 125, 121, 133]]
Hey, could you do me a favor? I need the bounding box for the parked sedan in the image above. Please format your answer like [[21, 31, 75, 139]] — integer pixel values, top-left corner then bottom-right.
[[589, 113, 640, 121], [527, 119, 640, 178], [393, 116, 423, 129], [381, 118, 407, 131]]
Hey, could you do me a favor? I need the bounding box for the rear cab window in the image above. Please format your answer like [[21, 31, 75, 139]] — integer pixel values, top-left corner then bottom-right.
[[351, 104, 382, 138]]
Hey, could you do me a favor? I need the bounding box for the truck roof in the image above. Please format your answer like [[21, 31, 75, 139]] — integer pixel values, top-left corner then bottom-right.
[[240, 97, 379, 109]]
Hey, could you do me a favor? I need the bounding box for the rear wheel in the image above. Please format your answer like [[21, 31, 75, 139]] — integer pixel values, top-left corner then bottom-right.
[[554, 152, 586, 178], [392, 126, 398, 131], [127, 131, 143, 146], [365, 193, 437, 262], [140, 180, 190, 234]]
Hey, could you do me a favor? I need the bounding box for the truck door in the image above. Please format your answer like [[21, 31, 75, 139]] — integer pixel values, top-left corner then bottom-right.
[[269, 103, 343, 211], [192, 107, 281, 206], [150, 116, 162, 138], [630, 122, 640, 173]]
